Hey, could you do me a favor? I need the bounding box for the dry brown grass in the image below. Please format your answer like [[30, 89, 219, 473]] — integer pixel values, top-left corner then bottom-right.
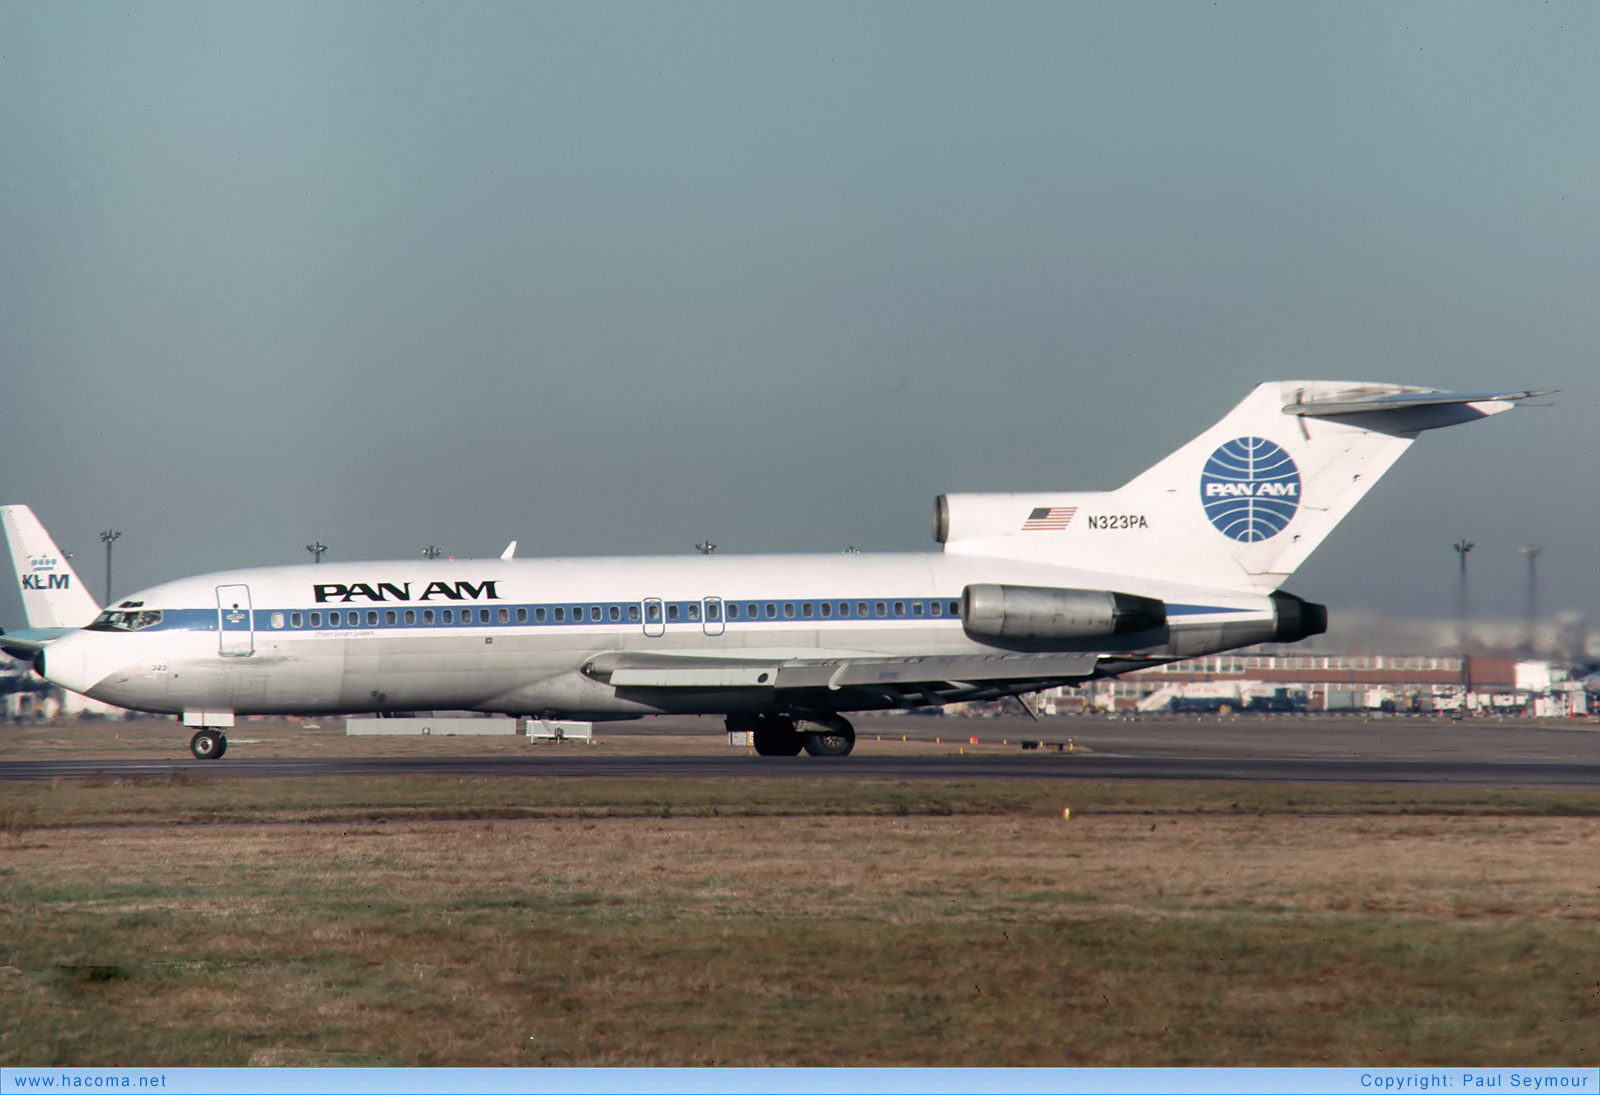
[[3, 788, 1598, 1066]]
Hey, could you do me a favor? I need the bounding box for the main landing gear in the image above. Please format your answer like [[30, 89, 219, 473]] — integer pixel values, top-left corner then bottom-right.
[[733, 714, 856, 758], [190, 729, 228, 760]]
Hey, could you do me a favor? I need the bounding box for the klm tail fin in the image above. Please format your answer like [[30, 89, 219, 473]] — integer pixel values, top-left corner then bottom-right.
[[1, 505, 101, 628], [937, 382, 1544, 593]]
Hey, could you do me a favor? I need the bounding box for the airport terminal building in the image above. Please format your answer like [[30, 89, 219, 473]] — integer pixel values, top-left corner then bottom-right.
[[1058, 651, 1593, 718]]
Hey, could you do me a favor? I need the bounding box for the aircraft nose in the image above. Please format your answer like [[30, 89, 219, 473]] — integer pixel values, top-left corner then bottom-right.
[[35, 633, 103, 695]]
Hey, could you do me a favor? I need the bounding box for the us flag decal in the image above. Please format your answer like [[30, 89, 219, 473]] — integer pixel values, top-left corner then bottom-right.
[[1022, 506, 1077, 531]]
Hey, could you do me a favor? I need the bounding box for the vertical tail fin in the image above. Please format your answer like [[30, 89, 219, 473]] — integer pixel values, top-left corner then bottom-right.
[[938, 382, 1542, 593], [1, 505, 102, 628]]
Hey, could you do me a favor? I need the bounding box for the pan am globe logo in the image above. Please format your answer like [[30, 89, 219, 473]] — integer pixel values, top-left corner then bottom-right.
[[1200, 436, 1301, 542]]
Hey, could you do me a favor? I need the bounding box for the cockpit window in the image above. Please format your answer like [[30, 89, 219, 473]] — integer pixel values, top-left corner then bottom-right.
[[86, 609, 164, 632]]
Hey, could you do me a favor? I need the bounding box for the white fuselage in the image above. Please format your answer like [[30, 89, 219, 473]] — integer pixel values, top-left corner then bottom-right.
[[37, 551, 1276, 719]]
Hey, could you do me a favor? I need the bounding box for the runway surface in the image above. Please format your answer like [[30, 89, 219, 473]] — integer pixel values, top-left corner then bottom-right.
[[4, 753, 1597, 787], [4, 716, 1596, 788]]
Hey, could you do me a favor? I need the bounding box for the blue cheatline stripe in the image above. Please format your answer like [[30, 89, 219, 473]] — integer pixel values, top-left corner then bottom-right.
[[138, 597, 1252, 635], [257, 597, 969, 633]]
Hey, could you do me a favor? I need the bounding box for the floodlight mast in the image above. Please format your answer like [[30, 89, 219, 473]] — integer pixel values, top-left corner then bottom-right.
[[100, 529, 120, 605], [1453, 538, 1474, 651], [1519, 544, 1541, 653]]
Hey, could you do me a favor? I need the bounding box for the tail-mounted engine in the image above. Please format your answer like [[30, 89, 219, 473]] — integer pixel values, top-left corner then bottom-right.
[[961, 584, 1167, 642]]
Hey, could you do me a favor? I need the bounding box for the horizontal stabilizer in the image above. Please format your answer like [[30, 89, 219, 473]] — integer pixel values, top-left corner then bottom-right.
[[1284, 388, 1552, 431], [0, 626, 73, 660], [1285, 388, 1552, 417]]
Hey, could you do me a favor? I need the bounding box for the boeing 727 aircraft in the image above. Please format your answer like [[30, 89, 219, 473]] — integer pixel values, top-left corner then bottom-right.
[[2, 381, 1541, 759]]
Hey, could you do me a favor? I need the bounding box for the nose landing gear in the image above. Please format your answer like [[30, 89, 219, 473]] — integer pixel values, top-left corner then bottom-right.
[[189, 729, 228, 760]]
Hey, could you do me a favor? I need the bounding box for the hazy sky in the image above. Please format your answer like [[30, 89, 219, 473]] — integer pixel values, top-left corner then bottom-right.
[[2, 2, 1596, 634]]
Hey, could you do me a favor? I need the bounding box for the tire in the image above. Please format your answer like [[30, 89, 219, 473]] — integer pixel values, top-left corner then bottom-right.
[[190, 730, 226, 760], [752, 715, 803, 757], [802, 718, 855, 757]]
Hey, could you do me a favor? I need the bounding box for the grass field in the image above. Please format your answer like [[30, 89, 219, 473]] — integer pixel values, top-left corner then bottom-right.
[[2, 721, 1598, 1066]]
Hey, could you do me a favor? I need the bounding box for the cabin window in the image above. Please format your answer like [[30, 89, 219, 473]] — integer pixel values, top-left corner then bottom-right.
[[705, 601, 721, 621], [930, 601, 941, 617], [783, 603, 795, 618], [875, 602, 886, 617], [479, 608, 490, 624], [442, 609, 453, 624], [859, 602, 870, 617], [949, 600, 961, 617], [839, 602, 851, 618], [534, 607, 545, 622], [645, 603, 659, 623], [765, 603, 776, 618], [667, 604, 680, 621], [368, 611, 380, 626], [494, 608, 505, 623], [801, 602, 813, 618], [912, 601, 924, 617], [590, 606, 601, 621], [382, 610, 394, 625], [516, 607, 527, 623], [687, 603, 700, 621], [424, 609, 435, 625], [309, 612, 321, 627], [554, 607, 565, 622], [728, 603, 740, 619], [893, 602, 904, 617], [747, 603, 758, 618], [290, 612, 303, 628], [271, 612, 284, 629], [629, 604, 641, 622], [820, 602, 831, 618], [607, 605, 619, 621]]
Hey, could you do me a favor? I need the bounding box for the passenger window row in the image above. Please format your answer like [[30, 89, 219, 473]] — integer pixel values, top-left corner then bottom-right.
[[272, 598, 961, 630]]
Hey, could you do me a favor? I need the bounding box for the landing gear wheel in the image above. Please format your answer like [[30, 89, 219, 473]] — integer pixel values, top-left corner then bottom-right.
[[752, 715, 803, 757], [802, 718, 856, 757], [190, 729, 227, 760]]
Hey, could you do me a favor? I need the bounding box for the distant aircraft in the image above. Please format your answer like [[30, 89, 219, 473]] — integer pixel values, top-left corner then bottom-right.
[[3, 382, 1542, 760]]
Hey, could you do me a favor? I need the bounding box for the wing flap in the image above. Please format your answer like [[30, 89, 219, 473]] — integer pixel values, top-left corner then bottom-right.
[[610, 664, 778, 688], [592, 650, 1101, 691]]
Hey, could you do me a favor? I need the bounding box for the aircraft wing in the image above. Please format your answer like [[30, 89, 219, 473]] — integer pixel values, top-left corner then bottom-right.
[[586, 650, 1104, 707]]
